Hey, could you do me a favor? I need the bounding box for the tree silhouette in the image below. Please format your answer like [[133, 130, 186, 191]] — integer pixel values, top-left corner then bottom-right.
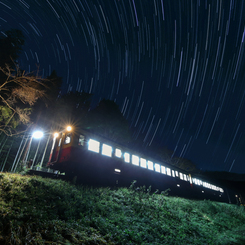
[[45, 91, 93, 130], [88, 99, 131, 144], [0, 29, 24, 68]]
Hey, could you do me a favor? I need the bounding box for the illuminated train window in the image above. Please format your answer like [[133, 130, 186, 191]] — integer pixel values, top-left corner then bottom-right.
[[132, 155, 139, 166], [88, 139, 100, 153], [161, 166, 166, 174], [179, 173, 183, 180], [166, 168, 171, 176], [124, 153, 130, 163], [140, 158, 147, 168], [155, 163, 160, 173], [78, 135, 85, 146], [175, 171, 179, 177], [115, 148, 122, 158], [148, 161, 154, 170], [64, 133, 72, 144], [172, 170, 175, 177], [102, 144, 112, 157], [183, 174, 187, 181]]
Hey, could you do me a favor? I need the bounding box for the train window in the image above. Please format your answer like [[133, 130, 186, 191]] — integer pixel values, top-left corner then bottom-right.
[[140, 158, 147, 168], [155, 163, 160, 173], [132, 155, 139, 166], [148, 161, 154, 170], [78, 135, 85, 146], [64, 133, 72, 144], [183, 174, 187, 181], [196, 179, 201, 185], [175, 171, 179, 177], [115, 148, 122, 158], [102, 144, 112, 157], [88, 139, 100, 153], [166, 168, 171, 176], [179, 173, 183, 180], [124, 153, 130, 163], [172, 170, 175, 177], [161, 166, 166, 174]]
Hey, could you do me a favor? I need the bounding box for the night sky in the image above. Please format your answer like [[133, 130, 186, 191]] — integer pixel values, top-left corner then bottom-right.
[[1, 0, 245, 174]]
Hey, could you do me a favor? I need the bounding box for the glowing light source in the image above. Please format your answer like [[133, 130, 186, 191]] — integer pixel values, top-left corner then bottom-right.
[[66, 126, 72, 131], [54, 132, 59, 138], [32, 131, 43, 139]]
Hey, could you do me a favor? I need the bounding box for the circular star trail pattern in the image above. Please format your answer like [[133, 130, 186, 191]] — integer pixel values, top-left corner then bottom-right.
[[1, 0, 245, 173]]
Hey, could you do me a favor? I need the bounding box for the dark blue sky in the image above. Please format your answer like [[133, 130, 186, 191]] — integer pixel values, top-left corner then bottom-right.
[[1, 0, 245, 173]]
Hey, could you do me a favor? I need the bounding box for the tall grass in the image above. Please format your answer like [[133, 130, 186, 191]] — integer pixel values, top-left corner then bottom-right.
[[0, 173, 244, 244]]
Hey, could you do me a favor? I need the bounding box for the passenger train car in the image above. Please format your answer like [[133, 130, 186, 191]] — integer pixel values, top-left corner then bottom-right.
[[47, 126, 242, 204]]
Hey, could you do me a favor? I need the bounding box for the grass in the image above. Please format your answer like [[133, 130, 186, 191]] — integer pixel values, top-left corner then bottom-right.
[[0, 173, 245, 244]]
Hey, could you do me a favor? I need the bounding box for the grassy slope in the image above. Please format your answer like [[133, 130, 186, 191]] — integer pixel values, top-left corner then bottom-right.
[[0, 173, 245, 245]]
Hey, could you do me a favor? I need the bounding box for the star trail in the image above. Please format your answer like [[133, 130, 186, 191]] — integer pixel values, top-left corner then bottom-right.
[[1, 0, 245, 173]]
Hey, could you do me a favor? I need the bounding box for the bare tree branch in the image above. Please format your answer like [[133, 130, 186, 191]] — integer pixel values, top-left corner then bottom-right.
[[0, 64, 48, 135]]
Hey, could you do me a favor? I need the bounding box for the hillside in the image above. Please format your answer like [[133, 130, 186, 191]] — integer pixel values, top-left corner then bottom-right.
[[0, 173, 245, 244]]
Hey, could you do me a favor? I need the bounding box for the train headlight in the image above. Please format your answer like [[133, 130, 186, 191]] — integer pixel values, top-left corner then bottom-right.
[[66, 126, 72, 132], [54, 132, 59, 138]]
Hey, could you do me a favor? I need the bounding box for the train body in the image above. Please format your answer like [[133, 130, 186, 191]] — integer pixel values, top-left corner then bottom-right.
[[47, 128, 242, 204]]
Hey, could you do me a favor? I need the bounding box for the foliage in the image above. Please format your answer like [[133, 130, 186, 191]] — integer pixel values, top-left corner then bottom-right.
[[0, 65, 47, 135], [0, 173, 245, 244]]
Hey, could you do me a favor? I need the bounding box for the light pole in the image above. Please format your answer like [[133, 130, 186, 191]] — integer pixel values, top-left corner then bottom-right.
[[30, 130, 44, 169]]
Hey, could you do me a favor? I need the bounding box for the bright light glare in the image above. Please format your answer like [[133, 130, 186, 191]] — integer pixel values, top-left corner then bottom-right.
[[32, 131, 43, 139], [54, 132, 59, 138], [66, 126, 72, 131]]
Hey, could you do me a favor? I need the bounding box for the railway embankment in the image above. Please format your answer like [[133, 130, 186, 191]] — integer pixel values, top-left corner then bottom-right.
[[0, 172, 245, 244]]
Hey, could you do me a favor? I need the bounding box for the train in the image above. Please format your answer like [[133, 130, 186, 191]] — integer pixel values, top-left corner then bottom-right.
[[46, 126, 243, 205]]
